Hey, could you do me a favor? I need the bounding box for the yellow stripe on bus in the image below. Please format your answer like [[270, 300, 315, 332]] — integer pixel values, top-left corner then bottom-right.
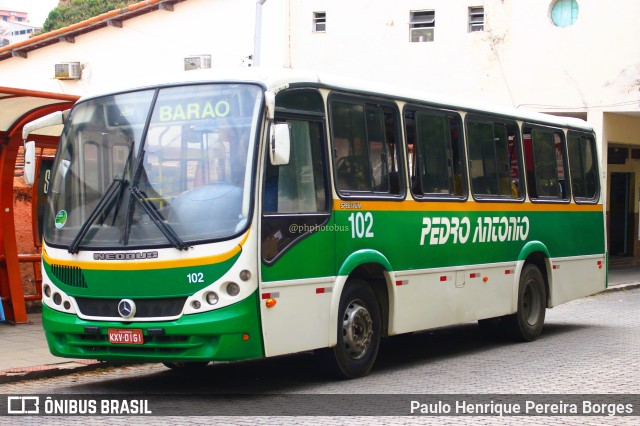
[[42, 229, 251, 271], [333, 199, 603, 213]]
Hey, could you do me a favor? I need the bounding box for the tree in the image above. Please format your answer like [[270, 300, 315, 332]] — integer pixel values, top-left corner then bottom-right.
[[41, 0, 139, 33]]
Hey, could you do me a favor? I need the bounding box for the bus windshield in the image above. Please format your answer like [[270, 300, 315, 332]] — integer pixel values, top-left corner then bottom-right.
[[44, 83, 263, 251]]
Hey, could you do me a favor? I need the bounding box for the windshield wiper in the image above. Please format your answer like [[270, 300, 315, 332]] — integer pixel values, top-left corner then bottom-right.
[[68, 177, 127, 254], [128, 187, 188, 251], [121, 147, 188, 250], [68, 138, 137, 254]]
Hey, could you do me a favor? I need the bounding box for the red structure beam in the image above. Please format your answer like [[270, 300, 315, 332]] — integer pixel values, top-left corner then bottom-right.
[[0, 102, 75, 323]]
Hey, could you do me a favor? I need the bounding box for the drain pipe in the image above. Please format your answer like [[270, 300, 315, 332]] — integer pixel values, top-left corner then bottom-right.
[[253, 0, 267, 67]]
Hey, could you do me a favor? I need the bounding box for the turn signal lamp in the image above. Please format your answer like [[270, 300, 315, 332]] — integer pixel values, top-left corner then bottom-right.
[[266, 298, 277, 308]]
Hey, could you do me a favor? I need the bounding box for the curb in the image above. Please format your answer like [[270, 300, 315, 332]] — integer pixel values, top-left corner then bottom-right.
[[603, 282, 640, 292], [0, 361, 126, 385]]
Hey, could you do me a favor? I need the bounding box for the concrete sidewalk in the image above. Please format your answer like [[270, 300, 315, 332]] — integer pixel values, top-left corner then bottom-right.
[[1, 267, 640, 383]]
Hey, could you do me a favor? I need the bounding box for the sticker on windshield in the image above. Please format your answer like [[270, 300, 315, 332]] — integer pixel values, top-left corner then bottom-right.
[[55, 210, 68, 229]]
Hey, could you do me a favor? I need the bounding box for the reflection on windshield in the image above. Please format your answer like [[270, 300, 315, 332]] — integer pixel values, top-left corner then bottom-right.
[[44, 84, 262, 250]]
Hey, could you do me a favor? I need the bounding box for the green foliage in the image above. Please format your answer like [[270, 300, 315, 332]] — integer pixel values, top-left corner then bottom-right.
[[41, 0, 140, 33]]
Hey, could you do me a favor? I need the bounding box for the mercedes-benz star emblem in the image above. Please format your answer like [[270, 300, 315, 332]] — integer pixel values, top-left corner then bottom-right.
[[117, 299, 136, 319]]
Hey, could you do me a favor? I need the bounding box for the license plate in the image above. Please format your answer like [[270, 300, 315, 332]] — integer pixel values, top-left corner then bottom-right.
[[108, 328, 144, 345]]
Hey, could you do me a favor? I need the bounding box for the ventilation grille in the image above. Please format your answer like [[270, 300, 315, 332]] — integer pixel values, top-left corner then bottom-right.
[[75, 297, 187, 318], [51, 264, 87, 288]]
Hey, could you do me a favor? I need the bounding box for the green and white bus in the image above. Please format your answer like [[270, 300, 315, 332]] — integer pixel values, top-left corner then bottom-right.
[[28, 68, 606, 379]]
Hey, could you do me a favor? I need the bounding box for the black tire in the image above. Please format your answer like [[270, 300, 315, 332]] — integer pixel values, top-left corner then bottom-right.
[[502, 264, 547, 341], [323, 279, 382, 379], [162, 361, 210, 370]]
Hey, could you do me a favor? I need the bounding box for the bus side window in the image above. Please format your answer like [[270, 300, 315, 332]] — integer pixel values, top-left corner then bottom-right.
[[264, 120, 326, 214], [331, 99, 403, 196], [406, 107, 464, 198], [262, 118, 329, 262], [466, 117, 522, 200], [523, 126, 569, 202], [568, 132, 599, 202]]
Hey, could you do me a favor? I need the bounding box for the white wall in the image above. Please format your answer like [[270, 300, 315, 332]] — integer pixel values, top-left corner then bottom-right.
[[289, 0, 640, 114], [0, 0, 288, 96]]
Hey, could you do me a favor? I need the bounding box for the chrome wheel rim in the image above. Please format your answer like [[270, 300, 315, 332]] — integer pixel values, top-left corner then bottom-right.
[[341, 300, 373, 359]]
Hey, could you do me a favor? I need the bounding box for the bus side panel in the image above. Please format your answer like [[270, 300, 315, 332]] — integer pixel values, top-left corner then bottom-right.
[[393, 263, 516, 334], [549, 256, 607, 307], [259, 226, 335, 357]]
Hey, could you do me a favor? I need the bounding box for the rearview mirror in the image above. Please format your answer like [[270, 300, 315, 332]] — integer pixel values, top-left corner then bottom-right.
[[270, 123, 291, 166], [23, 141, 36, 186]]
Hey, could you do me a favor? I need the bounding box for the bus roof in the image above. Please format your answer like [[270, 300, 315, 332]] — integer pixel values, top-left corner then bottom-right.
[[79, 67, 593, 132]]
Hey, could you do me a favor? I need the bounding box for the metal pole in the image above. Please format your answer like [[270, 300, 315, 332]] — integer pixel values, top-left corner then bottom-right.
[[253, 0, 267, 66]]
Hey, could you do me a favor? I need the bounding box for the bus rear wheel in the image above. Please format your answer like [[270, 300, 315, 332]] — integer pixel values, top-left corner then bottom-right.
[[502, 264, 547, 341], [324, 279, 381, 379]]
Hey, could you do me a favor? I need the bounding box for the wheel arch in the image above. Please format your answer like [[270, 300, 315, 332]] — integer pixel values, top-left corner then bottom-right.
[[517, 241, 551, 309], [330, 250, 396, 347]]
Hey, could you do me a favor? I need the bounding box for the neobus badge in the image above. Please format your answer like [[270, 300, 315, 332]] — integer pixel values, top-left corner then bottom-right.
[[93, 251, 159, 261]]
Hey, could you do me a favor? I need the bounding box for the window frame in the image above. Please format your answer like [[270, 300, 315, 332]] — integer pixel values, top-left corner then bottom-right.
[[261, 88, 333, 264], [550, 0, 579, 28], [567, 130, 600, 204], [313, 11, 326, 33], [465, 114, 525, 203], [409, 10, 435, 43], [328, 93, 406, 201], [403, 104, 467, 202], [522, 123, 571, 204], [468, 6, 485, 32]]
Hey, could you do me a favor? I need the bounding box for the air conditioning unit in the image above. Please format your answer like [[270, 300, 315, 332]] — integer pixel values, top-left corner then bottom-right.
[[184, 55, 211, 71], [54, 62, 81, 80]]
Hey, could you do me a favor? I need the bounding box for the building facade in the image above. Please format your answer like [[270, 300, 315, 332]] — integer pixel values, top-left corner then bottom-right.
[[0, 8, 39, 46], [0, 0, 639, 267], [0, 8, 27, 23]]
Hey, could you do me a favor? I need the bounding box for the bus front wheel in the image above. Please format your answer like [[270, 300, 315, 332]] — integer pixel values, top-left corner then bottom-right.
[[324, 279, 381, 379], [502, 264, 547, 341]]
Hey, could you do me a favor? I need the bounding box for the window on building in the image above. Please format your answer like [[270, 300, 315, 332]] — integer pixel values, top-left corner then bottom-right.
[[313, 11, 326, 32], [410, 10, 435, 42], [469, 7, 484, 32], [551, 0, 579, 28]]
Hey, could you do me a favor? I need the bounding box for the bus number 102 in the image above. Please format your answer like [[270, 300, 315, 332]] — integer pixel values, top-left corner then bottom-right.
[[348, 212, 374, 239], [187, 272, 204, 283]]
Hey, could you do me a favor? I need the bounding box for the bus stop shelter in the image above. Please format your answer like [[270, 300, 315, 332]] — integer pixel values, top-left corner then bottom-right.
[[0, 86, 77, 323]]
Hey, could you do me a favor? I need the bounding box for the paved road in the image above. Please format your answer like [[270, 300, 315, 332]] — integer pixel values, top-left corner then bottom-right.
[[2, 287, 639, 425]]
